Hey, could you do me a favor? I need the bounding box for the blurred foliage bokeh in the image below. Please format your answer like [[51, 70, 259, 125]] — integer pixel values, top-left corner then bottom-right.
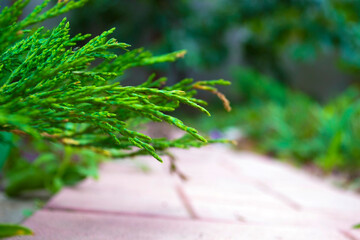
[[71, 0, 360, 80], [69, 0, 360, 181], [194, 68, 360, 179]]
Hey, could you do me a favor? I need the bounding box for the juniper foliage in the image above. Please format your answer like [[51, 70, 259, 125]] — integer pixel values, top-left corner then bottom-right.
[[0, 0, 232, 237], [0, 0, 230, 167]]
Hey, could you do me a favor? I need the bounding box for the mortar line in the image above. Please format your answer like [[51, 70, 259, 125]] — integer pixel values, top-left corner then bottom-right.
[[221, 158, 302, 211], [339, 229, 358, 240], [44, 205, 191, 221], [42, 207, 241, 225], [254, 181, 302, 211], [175, 185, 199, 219]]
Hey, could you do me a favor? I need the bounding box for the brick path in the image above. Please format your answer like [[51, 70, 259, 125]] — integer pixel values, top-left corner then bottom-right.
[[11, 146, 360, 239]]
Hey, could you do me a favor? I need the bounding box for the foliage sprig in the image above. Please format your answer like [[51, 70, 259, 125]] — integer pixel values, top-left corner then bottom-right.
[[0, 0, 230, 163]]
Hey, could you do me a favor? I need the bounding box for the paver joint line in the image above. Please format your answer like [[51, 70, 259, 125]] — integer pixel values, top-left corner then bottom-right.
[[43, 207, 249, 225], [44, 206, 194, 222], [255, 181, 302, 211], [175, 185, 198, 219], [339, 229, 359, 240]]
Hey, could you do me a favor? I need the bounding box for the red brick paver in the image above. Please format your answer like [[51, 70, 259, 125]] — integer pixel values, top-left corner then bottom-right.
[[10, 146, 360, 240], [14, 210, 348, 240]]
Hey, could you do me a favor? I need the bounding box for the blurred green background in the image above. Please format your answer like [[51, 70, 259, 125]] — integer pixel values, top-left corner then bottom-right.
[[67, 0, 360, 181], [2, 0, 360, 196], [69, 0, 360, 96]]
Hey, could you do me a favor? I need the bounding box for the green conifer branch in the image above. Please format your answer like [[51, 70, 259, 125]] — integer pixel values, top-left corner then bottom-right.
[[0, 1, 230, 163]]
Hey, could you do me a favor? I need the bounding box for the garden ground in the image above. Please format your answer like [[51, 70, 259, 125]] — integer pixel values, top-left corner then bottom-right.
[[9, 145, 360, 240]]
